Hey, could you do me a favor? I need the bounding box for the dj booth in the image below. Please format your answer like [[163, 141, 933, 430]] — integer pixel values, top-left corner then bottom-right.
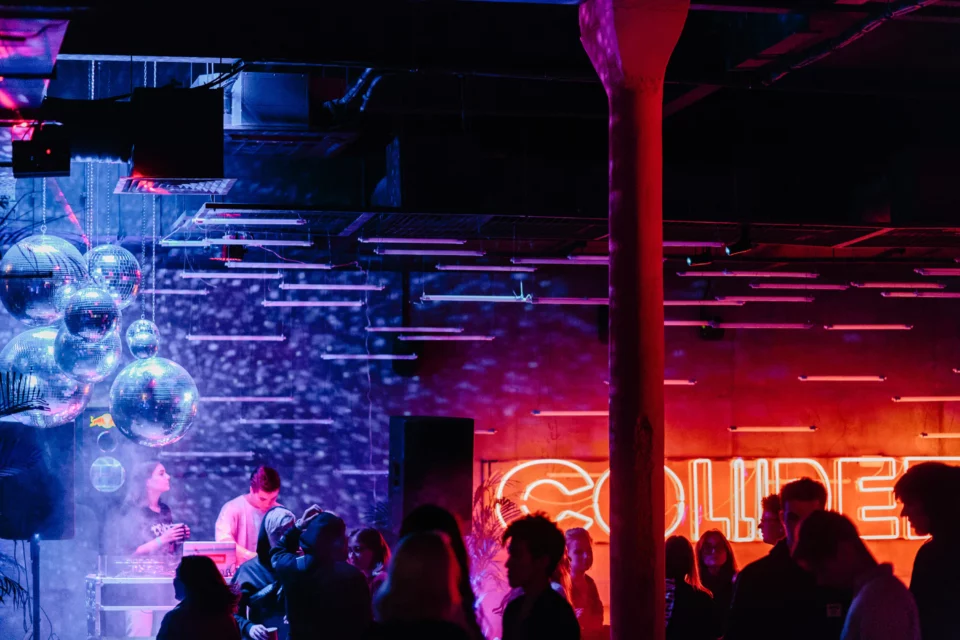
[[86, 542, 237, 640]]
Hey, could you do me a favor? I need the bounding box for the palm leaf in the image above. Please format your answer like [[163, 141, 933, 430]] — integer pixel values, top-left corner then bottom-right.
[[0, 371, 48, 419]]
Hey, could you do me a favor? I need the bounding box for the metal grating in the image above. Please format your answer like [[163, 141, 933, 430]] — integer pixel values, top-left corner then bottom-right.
[[115, 177, 236, 196]]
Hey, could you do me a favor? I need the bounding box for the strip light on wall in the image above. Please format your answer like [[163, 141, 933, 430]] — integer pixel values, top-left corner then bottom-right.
[[140, 289, 210, 296], [365, 327, 464, 333], [160, 239, 207, 247], [262, 300, 363, 308], [894, 396, 960, 403], [421, 294, 532, 303], [713, 322, 814, 330], [204, 238, 313, 247], [851, 282, 945, 289], [375, 248, 485, 257], [237, 418, 334, 425], [532, 410, 608, 417], [881, 292, 960, 299], [475, 429, 498, 435], [511, 258, 608, 266], [186, 335, 286, 342], [715, 295, 814, 303], [750, 283, 849, 291], [361, 237, 466, 245], [664, 379, 697, 386], [729, 426, 818, 433], [321, 354, 418, 361], [919, 433, 960, 439], [824, 324, 913, 331], [678, 270, 819, 279], [196, 218, 307, 226], [201, 396, 295, 403], [435, 265, 537, 273], [181, 272, 282, 280], [665, 320, 712, 327], [397, 335, 495, 342], [799, 375, 886, 382], [915, 268, 960, 276], [534, 297, 609, 306], [664, 300, 745, 307], [663, 241, 725, 248], [226, 262, 333, 270], [279, 284, 385, 291]]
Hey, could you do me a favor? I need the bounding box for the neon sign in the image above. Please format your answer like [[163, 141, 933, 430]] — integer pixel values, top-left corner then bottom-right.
[[489, 456, 960, 543]]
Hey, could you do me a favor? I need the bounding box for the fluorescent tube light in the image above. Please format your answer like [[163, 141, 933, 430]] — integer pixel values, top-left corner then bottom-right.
[[181, 271, 282, 280], [664, 379, 697, 386], [204, 238, 312, 247], [715, 296, 814, 303], [375, 248, 484, 257], [532, 410, 608, 417], [262, 300, 363, 308], [226, 262, 332, 270], [665, 320, 712, 327], [893, 396, 960, 403], [824, 324, 913, 331], [435, 264, 537, 273], [360, 237, 466, 245], [279, 284, 384, 291], [915, 268, 960, 276], [729, 426, 817, 433], [186, 335, 286, 342], [664, 300, 745, 307], [663, 241, 725, 248], [365, 327, 464, 333], [678, 270, 819, 278], [321, 354, 418, 361], [196, 218, 306, 226], [534, 297, 609, 306], [511, 258, 608, 266], [140, 289, 210, 296], [920, 433, 960, 439], [200, 396, 295, 403], [713, 322, 814, 330], [397, 335, 494, 342], [851, 282, 945, 289], [237, 418, 334, 425], [750, 283, 849, 291], [798, 375, 886, 382], [420, 294, 531, 303], [881, 292, 960, 299]]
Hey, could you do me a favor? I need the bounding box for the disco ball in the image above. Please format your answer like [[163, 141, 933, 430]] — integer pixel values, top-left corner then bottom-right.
[[125, 319, 161, 359], [90, 456, 125, 493], [0, 235, 88, 327], [0, 326, 94, 428], [109, 357, 199, 447], [97, 430, 118, 453], [63, 287, 121, 341], [86, 245, 141, 311], [54, 325, 122, 383]]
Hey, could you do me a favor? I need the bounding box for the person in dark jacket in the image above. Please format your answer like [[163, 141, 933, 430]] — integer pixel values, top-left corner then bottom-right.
[[157, 555, 241, 640], [695, 529, 736, 637], [894, 461, 960, 640], [665, 536, 714, 640], [725, 478, 850, 640], [233, 506, 295, 640], [270, 506, 372, 640]]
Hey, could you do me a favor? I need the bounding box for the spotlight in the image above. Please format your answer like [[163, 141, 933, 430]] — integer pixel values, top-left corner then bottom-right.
[[725, 227, 753, 257], [686, 251, 712, 267]]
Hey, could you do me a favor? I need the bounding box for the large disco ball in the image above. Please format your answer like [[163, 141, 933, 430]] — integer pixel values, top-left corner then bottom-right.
[[54, 325, 122, 383], [90, 456, 125, 493], [86, 245, 141, 311], [0, 235, 88, 327], [0, 326, 94, 428], [109, 357, 199, 447], [63, 287, 121, 340], [125, 319, 160, 359]]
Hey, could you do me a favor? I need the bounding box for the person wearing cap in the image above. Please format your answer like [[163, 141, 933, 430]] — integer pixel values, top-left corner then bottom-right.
[[270, 506, 372, 640]]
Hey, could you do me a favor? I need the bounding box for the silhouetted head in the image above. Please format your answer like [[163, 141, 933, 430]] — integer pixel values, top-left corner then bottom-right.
[[792, 510, 873, 590], [256, 506, 295, 567], [503, 513, 566, 591], [665, 535, 700, 588], [348, 528, 391, 575], [895, 462, 960, 538], [780, 477, 828, 549], [374, 531, 462, 624], [300, 512, 348, 562], [247, 466, 281, 511], [173, 555, 239, 614]]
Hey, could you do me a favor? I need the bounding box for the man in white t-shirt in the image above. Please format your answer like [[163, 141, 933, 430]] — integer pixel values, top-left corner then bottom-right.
[[792, 510, 920, 640], [215, 465, 282, 563]]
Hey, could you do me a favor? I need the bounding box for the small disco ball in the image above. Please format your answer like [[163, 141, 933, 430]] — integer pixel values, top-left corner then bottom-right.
[[97, 430, 118, 453], [109, 357, 199, 447], [54, 325, 122, 383], [90, 456, 125, 493], [86, 245, 141, 311], [63, 287, 121, 341], [0, 326, 94, 428], [0, 235, 88, 327], [125, 319, 161, 359]]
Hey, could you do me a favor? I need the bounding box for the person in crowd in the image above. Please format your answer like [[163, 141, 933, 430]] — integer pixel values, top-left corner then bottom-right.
[[217, 466, 283, 564], [725, 478, 850, 640], [695, 529, 736, 637], [551, 552, 573, 603], [233, 506, 296, 640], [105, 460, 191, 638], [348, 528, 392, 596], [399, 505, 482, 639], [157, 555, 241, 640], [367, 531, 471, 640], [270, 506, 372, 639], [760, 494, 785, 545], [792, 510, 919, 640], [565, 528, 604, 640], [665, 536, 714, 640], [894, 461, 960, 640], [501, 513, 580, 640]]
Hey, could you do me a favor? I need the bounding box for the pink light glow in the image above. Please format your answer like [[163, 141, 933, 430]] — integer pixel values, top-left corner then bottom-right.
[[750, 283, 849, 291], [824, 324, 913, 331], [729, 426, 817, 433], [894, 396, 960, 403], [881, 292, 960, 299], [851, 282, 945, 289], [715, 295, 814, 303], [664, 300, 745, 307], [678, 270, 819, 279], [713, 322, 814, 330], [798, 375, 886, 382], [375, 248, 485, 257]]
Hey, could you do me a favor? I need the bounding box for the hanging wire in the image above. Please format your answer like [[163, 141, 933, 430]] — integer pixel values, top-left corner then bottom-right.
[[40, 178, 46, 236], [152, 194, 157, 323], [140, 196, 146, 320]]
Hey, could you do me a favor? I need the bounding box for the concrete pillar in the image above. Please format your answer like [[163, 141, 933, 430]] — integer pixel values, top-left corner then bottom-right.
[[579, 2, 689, 639]]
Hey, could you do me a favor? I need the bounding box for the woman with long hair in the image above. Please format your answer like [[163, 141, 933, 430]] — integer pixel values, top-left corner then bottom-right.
[[348, 528, 392, 595], [233, 506, 295, 640], [399, 505, 482, 639], [157, 555, 241, 640], [666, 536, 714, 640], [105, 460, 191, 637], [368, 532, 470, 640], [695, 529, 737, 638]]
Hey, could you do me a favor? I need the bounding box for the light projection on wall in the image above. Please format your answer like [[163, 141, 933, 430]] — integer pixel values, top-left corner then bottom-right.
[[488, 456, 960, 543]]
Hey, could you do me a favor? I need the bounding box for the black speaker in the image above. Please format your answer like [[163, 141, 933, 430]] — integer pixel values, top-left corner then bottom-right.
[[0, 422, 75, 540], [388, 416, 474, 533]]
